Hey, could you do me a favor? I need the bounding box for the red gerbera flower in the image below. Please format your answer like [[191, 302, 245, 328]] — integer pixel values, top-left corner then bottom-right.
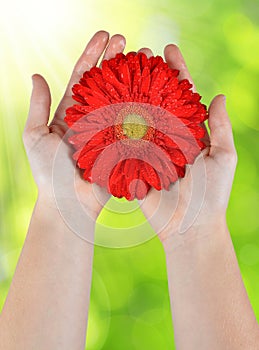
[[65, 52, 208, 200]]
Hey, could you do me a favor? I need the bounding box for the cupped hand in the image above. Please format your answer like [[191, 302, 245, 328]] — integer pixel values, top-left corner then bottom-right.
[[138, 45, 237, 250], [23, 31, 126, 220]]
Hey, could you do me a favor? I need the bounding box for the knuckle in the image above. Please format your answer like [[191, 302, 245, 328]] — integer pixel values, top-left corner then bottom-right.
[[22, 127, 41, 149], [223, 149, 238, 164]]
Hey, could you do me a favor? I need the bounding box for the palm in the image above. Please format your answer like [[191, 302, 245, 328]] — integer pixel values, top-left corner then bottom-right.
[[137, 45, 237, 247], [141, 143, 236, 244], [23, 31, 127, 219]]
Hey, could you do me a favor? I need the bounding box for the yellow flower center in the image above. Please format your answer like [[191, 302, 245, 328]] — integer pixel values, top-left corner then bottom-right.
[[122, 114, 148, 139]]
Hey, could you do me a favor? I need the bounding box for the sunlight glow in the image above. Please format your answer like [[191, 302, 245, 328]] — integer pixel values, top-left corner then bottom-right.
[[1, 0, 73, 37]]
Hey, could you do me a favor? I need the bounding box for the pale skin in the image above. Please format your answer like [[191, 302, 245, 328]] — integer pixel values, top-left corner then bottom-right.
[[140, 47, 259, 349], [0, 31, 258, 350], [0, 31, 122, 350]]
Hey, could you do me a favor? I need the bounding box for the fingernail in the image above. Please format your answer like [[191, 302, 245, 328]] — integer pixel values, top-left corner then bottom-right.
[[223, 95, 226, 106]]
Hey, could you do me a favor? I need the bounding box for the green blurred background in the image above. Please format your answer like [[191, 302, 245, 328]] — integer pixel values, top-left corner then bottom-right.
[[0, 0, 259, 348]]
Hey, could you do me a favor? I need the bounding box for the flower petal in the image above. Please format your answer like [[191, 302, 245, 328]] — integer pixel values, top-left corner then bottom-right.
[[65, 52, 208, 200]]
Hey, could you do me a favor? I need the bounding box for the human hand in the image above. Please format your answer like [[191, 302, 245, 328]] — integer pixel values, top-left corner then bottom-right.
[[138, 45, 237, 251], [23, 31, 126, 221]]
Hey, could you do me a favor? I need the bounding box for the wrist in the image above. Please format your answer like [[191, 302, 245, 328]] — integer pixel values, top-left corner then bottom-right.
[[35, 193, 96, 244], [163, 221, 232, 286], [37, 187, 101, 222], [161, 215, 229, 256]]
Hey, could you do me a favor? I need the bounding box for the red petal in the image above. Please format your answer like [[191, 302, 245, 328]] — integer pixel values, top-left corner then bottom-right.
[[147, 151, 165, 174], [72, 95, 85, 104], [118, 62, 131, 90], [139, 65, 150, 96], [84, 78, 111, 103], [188, 124, 206, 138], [69, 130, 98, 149], [75, 146, 104, 180], [179, 79, 193, 90], [149, 56, 164, 71], [149, 69, 169, 98], [175, 164, 186, 177], [91, 143, 120, 186], [75, 128, 112, 160], [131, 57, 141, 94], [104, 82, 122, 101], [168, 149, 187, 167], [102, 61, 129, 96], [153, 131, 179, 149], [141, 161, 161, 190], [109, 160, 126, 198], [64, 52, 208, 200], [160, 173, 171, 190], [134, 177, 149, 200], [138, 52, 149, 70], [89, 66, 102, 77]]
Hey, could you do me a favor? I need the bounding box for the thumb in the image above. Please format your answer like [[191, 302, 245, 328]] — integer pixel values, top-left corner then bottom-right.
[[24, 74, 51, 133], [208, 94, 236, 160]]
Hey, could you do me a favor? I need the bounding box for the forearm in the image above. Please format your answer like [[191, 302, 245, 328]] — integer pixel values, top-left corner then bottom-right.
[[0, 195, 94, 350], [164, 220, 259, 350]]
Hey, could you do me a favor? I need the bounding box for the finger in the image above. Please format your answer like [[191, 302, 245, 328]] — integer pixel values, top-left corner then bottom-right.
[[101, 34, 126, 63], [208, 94, 236, 158], [24, 74, 51, 133], [164, 44, 196, 91], [164, 44, 210, 146], [137, 47, 154, 58], [65, 31, 109, 95], [54, 31, 110, 121]]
